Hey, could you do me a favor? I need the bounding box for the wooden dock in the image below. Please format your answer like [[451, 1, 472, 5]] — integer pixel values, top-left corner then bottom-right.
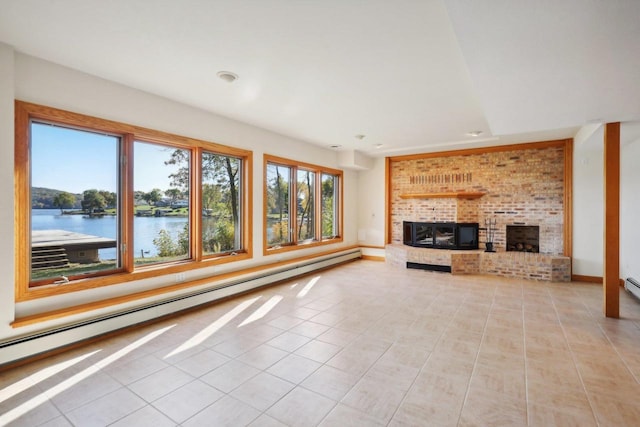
[[32, 230, 117, 269]]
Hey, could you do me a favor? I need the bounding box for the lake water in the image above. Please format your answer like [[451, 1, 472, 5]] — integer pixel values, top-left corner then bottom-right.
[[32, 209, 188, 259]]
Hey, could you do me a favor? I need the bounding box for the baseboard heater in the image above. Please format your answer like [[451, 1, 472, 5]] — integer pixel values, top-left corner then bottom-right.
[[407, 262, 452, 273], [0, 248, 361, 367], [624, 277, 640, 301]]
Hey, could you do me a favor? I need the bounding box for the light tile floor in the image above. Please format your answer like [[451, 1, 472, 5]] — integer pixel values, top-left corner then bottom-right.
[[2, 260, 640, 426]]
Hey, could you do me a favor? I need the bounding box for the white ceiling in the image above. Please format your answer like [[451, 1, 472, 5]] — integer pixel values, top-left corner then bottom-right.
[[0, 0, 638, 157]]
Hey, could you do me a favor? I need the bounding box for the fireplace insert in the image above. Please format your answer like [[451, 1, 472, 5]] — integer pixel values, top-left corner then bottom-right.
[[403, 221, 479, 250], [506, 225, 539, 252]]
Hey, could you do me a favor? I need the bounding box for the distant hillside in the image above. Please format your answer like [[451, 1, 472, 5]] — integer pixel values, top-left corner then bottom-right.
[[32, 187, 82, 209]]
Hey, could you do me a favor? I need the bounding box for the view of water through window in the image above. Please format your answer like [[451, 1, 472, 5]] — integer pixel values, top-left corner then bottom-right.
[[19, 104, 251, 288], [30, 122, 121, 281], [30, 122, 194, 281], [31, 209, 188, 260]]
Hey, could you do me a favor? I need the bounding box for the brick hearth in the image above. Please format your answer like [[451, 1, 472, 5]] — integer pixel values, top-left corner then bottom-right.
[[386, 244, 571, 282]]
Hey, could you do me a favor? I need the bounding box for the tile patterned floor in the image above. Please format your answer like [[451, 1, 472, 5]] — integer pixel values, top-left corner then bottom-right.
[[2, 260, 640, 426]]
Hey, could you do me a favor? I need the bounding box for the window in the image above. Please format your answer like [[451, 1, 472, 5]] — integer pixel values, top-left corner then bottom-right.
[[265, 163, 292, 247], [321, 173, 339, 239], [133, 141, 192, 266], [30, 123, 122, 282], [296, 169, 315, 242], [264, 155, 342, 253], [201, 151, 242, 256], [15, 101, 252, 298]]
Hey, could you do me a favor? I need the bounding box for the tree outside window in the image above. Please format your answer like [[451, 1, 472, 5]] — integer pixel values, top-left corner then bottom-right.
[[264, 155, 342, 253], [201, 152, 242, 256], [266, 163, 291, 246]]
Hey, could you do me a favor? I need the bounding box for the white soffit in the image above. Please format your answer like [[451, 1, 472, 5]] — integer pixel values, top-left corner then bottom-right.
[[443, 0, 640, 135], [338, 150, 374, 170], [622, 122, 640, 147]]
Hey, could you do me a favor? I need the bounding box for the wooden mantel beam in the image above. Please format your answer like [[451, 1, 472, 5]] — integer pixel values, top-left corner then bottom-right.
[[603, 122, 620, 318]]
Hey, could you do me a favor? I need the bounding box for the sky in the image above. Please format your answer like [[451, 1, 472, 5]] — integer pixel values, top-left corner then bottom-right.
[[31, 122, 183, 194]]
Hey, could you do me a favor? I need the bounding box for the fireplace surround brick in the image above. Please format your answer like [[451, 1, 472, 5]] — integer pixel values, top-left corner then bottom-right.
[[388, 141, 571, 282], [390, 143, 566, 255]]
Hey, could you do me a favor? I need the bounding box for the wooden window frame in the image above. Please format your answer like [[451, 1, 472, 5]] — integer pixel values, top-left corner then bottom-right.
[[320, 172, 341, 240], [263, 154, 343, 255], [199, 149, 246, 259], [15, 101, 252, 302]]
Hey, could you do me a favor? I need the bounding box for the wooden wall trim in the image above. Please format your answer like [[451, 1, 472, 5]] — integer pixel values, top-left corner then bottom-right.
[[358, 244, 385, 249], [572, 274, 602, 284], [572, 276, 624, 286], [361, 255, 385, 262], [603, 122, 620, 318], [385, 157, 391, 244], [388, 139, 570, 162], [564, 139, 573, 259]]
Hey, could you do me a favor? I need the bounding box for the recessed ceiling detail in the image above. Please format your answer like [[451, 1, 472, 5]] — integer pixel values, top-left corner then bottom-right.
[[216, 71, 238, 83]]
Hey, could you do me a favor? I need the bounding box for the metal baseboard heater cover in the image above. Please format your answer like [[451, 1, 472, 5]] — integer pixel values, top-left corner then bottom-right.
[[624, 277, 640, 301], [0, 248, 361, 367]]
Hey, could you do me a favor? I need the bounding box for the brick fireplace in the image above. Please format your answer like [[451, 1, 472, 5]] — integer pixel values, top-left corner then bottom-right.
[[386, 140, 572, 281], [389, 141, 569, 255]]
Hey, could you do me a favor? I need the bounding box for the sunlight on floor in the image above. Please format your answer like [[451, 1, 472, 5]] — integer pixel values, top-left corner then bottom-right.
[[0, 350, 101, 405], [239, 295, 283, 327], [297, 276, 321, 298], [0, 324, 174, 426], [165, 296, 260, 358]]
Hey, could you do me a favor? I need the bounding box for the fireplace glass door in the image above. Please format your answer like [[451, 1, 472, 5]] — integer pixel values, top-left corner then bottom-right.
[[435, 225, 455, 248], [415, 223, 434, 246]]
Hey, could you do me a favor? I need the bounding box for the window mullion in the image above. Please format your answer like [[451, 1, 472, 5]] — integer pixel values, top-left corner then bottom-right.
[[290, 166, 297, 245], [122, 133, 135, 272], [192, 148, 202, 261], [315, 171, 322, 241]]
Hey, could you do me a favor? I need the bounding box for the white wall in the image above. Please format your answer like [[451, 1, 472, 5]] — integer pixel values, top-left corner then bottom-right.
[[572, 125, 604, 277], [0, 44, 15, 331], [0, 50, 358, 342], [356, 157, 386, 257], [621, 123, 640, 282], [572, 121, 640, 282]]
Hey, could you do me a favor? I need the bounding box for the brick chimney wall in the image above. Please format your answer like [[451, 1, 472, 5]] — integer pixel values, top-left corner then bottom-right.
[[390, 144, 566, 255]]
